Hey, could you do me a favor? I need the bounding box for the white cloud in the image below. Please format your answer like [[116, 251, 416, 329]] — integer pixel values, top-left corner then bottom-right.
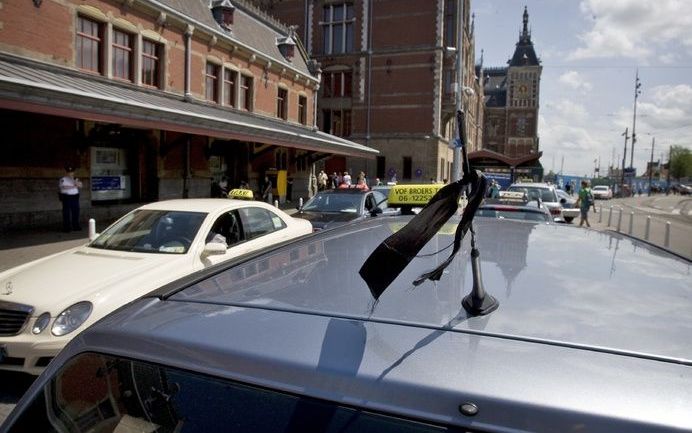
[[558, 71, 593, 92], [569, 0, 692, 61]]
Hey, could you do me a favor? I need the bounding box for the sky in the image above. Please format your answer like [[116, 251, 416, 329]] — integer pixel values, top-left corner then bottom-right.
[[474, 0, 692, 177]]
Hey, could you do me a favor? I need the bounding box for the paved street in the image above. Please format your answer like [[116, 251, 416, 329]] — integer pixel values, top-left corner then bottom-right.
[[0, 194, 690, 425]]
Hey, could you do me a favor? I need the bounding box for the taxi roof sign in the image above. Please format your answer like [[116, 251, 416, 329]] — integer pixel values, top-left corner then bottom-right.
[[228, 189, 254, 200], [388, 184, 444, 206]]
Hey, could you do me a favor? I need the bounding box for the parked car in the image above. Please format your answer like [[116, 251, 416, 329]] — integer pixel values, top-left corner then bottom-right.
[[294, 188, 398, 230], [0, 199, 312, 375], [3, 209, 690, 433], [592, 185, 613, 200], [479, 190, 552, 223], [555, 189, 579, 223], [506, 182, 565, 222]]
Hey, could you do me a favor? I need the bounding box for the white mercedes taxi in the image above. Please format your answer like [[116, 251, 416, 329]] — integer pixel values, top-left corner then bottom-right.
[[0, 198, 311, 375]]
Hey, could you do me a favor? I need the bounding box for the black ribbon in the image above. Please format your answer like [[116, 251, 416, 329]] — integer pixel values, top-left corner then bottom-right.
[[359, 170, 488, 300]]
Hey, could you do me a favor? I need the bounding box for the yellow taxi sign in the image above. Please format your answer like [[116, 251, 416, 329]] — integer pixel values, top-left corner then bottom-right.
[[388, 184, 444, 206], [228, 189, 254, 200]]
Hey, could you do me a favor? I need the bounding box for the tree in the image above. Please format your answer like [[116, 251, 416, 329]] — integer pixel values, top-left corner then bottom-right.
[[669, 146, 692, 181]]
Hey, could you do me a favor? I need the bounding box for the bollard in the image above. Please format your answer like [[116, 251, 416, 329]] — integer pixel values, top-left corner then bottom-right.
[[645, 216, 651, 240], [88, 218, 96, 241], [628, 212, 634, 235], [598, 205, 603, 223], [299, 197, 303, 208], [616, 209, 622, 232], [607, 206, 613, 227], [274, 199, 279, 208], [664, 221, 671, 248]]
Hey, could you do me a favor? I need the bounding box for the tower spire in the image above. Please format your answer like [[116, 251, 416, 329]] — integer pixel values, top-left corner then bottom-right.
[[522, 6, 529, 40]]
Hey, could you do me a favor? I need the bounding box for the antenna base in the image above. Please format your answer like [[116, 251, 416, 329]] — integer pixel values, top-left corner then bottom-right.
[[462, 292, 499, 316]]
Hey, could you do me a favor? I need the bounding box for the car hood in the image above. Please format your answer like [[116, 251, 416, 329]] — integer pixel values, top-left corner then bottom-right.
[[293, 211, 362, 229], [0, 245, 190, 315], [169, 217, 692, 364]]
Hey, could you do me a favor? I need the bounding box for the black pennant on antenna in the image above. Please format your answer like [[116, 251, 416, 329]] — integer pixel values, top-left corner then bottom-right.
[[359, 169, 487, 300]]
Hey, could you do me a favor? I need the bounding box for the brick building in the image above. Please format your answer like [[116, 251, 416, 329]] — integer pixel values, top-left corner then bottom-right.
[[0, 0, 376, 230], [470, 6, 543, 186], [251, 0, 484, 183]]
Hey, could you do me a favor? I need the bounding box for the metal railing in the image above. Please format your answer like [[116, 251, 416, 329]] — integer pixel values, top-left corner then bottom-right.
[[596, 204, 692, 260]]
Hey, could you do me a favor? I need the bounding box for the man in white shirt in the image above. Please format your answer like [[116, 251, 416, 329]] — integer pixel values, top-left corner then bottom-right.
[[59, 166, 82, 232]]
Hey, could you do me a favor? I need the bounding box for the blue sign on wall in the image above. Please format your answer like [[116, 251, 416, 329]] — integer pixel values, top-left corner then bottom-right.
[[91, 176, 122, 191]]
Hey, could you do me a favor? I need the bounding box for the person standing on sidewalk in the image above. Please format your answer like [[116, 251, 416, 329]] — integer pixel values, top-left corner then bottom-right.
[[58, 166, 82, 232], [574, 180, 594, 228]]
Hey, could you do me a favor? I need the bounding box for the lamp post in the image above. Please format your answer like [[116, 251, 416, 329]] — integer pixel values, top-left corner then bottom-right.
[[630, 70, 642, 169], [620, 128, 629, 197], [452, 0, 464, 182]]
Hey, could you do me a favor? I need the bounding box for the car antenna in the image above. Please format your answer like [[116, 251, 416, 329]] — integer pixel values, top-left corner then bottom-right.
[[457, 109, 498, 316], [359, 110, 498, 316]]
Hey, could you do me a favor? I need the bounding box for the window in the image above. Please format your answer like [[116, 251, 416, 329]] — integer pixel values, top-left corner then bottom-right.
[[322, 109, 351, 137], [206, 63, 220, 103], [298, 95, 307, 125], [321, 70, 352, 98], [238, 207, 285, 240], [322, 4, 355, 54], [277, 88, 288, 120], [224, 69, 237, 107], [141, 39, 161, 88], [444, 0, 456, 47], [240, 75, 253, 111], [9, 352, 460, 433], [112, 29, 134, 81], [207, 211, 243, 247], [76, 16, 103, 73]]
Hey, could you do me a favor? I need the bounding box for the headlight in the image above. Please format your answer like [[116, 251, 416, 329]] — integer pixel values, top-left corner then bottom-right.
[[51, 302, 93, 336], [32, 312, 51, 334]]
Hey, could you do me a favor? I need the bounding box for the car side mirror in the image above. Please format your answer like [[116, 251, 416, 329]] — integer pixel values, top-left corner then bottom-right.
[[370, 207, 383, 216], [202, 242, 227, 256], [560, 198, 566, 204]]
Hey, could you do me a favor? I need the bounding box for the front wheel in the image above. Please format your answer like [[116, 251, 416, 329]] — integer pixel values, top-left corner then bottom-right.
[[564, 217, 574, 223]]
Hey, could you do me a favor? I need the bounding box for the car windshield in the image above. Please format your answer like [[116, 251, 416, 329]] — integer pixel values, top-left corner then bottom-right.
[[89, 209, 207, 254], [302, 193, 362, 213], [593, 186, 609, 191], [508, 186, 557, 202]]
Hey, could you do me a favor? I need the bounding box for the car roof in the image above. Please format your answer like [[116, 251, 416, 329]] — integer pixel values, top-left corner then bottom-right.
[[58, 216, 692, 431], [509, 182, 554, 189], [315, 188, 371, 195], [593, 185, 610, 189], [137, 198, 275, 213]]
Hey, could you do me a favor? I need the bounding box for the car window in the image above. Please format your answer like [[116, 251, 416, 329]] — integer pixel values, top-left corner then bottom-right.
[[302, 193, 362, 213], [238, 207, 286, 240], [508, 186, 556, 202], [7, 352, 464, 433], [206, 210, 244, 248], [89, 210, 207, 254], [372, 190, 388, 210]]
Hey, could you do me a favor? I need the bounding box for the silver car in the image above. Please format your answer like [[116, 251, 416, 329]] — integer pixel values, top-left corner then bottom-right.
[[507, 182, 565, 222], [2, 215, 690, 433]]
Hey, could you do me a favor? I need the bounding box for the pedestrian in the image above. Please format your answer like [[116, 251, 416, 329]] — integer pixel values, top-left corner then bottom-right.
[[343, 171, 352, 186], [565, 182, 572, 196], [58, 165, 82, 232], [287, 177, 293, 202], [374, 177, 382, 186], [574, 180, 594, 228], [218, 176, 229, 197], [318, 170, 328, 191], [331, 172, 339, 189], [262, 175, 273, 204], [488, 180, 500, 198]]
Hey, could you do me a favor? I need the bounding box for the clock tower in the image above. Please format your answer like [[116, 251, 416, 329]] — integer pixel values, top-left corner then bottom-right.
[[473, 6, 543, 184], [507, 6, 541, 158]]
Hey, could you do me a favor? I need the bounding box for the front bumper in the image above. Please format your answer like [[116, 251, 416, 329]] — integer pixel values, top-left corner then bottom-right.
[[0, 329, 67, 375]]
